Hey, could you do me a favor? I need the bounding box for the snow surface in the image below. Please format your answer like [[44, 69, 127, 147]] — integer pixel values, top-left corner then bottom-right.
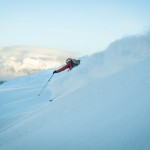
[[0, 33, 150, 150]]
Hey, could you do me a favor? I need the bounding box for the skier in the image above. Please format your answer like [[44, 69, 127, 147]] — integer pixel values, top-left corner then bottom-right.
[[53, 58, 80, 74]]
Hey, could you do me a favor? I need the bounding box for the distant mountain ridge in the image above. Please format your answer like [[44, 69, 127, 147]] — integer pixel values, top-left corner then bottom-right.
[[0, 46, 77, 80]]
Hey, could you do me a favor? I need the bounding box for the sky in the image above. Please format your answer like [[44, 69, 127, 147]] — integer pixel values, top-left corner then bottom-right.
[[0, 0, 150, 56]]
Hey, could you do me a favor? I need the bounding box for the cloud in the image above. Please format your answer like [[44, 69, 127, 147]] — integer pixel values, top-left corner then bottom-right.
[[0, 46, 77, 80]]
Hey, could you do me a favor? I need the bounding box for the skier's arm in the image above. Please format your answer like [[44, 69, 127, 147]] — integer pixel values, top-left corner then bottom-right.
[[55, 63, 71, 73]]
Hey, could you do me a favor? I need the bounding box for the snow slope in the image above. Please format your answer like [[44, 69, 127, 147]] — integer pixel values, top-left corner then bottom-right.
[[0, 33, 150, 150]]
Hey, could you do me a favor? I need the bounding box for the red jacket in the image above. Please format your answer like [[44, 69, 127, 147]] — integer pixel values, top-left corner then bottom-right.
[[55, 60, 72, 73]]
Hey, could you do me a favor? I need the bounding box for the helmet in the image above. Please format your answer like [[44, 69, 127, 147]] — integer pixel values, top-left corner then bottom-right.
[[66, 58, 72, 64]]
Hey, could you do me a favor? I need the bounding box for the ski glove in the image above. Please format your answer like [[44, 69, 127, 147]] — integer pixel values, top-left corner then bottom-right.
[[53, 70, 57, 74]]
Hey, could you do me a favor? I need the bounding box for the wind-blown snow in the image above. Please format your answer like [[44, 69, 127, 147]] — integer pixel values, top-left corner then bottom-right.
[[0, 33, 150, 150]]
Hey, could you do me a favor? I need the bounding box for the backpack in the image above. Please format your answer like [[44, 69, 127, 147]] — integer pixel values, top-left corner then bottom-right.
[[72, 59, 80, 67], [66, 58, 80, 69]]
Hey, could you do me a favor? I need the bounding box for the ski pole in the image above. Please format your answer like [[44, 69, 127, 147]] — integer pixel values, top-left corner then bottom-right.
[[38, 74, 54, 96]]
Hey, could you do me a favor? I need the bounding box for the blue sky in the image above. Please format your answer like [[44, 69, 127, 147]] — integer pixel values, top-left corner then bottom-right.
[[0, 0, 150, 56]]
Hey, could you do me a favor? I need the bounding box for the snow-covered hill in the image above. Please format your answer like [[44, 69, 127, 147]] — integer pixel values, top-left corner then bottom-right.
[[0, 33, 150, 150]]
